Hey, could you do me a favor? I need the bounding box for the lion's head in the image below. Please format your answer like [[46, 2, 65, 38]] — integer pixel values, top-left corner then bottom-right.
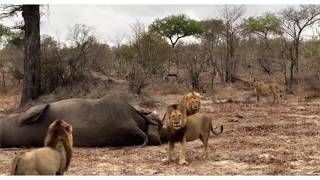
[[181, 92, 202, 115], [44, 119, 73, 170], [165, 104, 187, 131]]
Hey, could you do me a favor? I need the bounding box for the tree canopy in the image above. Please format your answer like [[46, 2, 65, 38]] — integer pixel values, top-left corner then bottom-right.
[[244, 12, 282, 38], [149, 14, 202, 47], [0, 24, 14, 44]]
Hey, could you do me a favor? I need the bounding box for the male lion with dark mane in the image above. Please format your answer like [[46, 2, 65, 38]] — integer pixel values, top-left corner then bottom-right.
[[163, 105, 223, 165], [10, 119, 73, 175]]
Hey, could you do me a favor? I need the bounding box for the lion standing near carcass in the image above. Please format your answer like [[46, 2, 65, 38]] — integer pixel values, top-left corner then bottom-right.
[[10, 119, 73, 175], [163, 104, 223, 165], [162, 91, 202, 122]]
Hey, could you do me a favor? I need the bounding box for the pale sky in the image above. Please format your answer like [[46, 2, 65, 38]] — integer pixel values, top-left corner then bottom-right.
[[1, 5, 291, 45]]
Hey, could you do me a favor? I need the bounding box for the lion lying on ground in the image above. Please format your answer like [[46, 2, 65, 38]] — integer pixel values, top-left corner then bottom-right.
[[163, 105, 223, 165], [253, 80, 284, 103], [163, 91, 202, 122], [11, 119, 73, 175]]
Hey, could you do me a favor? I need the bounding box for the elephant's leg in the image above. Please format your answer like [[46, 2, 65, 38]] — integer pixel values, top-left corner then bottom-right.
[[147, 124, 161, 145]]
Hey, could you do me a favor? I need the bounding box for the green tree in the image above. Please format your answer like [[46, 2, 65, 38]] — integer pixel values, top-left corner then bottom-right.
[[244, 12, 281, 39], [149, 14, 202, 79], [149, 14, 202, 48], [0, 24, 14, 44], [243, 12, 282, 75]]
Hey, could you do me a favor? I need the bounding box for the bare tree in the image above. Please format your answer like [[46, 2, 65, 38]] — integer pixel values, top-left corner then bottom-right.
[[66, 23, 95, 81], [128, 21, 170, 94], [219, 5, 245, 82], [179, 44, 207, 91], [280, 5, 320, 91], [0, 24, 14, 92], [200, 19, 225, 89]]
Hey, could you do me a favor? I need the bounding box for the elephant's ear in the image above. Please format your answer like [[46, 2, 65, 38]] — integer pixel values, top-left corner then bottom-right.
[[18, 104, 50, 126], [137, 108, 152, 116], [144, 112, 162, 126]]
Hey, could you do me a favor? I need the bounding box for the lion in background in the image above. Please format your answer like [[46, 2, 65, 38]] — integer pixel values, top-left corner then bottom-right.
[[179, 91, 202, 115], [163, 91, 202, 122], [252, 79, 284, 103], [11, 119, 73, 175], [163, 104, 223, 165]]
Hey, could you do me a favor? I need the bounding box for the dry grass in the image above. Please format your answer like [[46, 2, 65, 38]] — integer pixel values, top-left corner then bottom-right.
[[0, 93, 20, 112]]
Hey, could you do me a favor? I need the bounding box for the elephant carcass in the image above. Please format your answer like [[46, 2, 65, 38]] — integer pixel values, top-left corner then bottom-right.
[[0, 95, 162, 147]]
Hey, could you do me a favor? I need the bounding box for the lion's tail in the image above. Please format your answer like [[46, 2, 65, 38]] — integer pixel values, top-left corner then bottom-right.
[[10, 155, 21, 175]]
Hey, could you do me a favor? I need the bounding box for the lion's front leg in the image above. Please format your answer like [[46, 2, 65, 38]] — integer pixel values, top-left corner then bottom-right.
[[179, 136, 188, 165], [256, 92, 260, 102], [163, 141, 175, 164], [168, 141, 175, 162], [272, 91, 278, 104]]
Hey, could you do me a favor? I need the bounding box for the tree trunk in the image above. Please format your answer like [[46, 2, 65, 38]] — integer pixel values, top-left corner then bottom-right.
[[0, 65, 6, 93], [225, 30, 237, 83], [225, 33, 231, 82], [289, 59, 294, 92], [294, 40, 300, 73], [191, 73, 200, 91], [20, 5, 41, 106], [225, 57, 230, 82], [282, 62, 288, 90]]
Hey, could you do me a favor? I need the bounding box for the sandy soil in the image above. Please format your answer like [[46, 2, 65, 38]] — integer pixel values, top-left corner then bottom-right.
[[1, 86, 320, 175]]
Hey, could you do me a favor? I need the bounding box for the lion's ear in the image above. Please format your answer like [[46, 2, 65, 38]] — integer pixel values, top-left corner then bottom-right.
[[193, 92, 203, 99], [18, 104, 50, 126], [193, 91, 199, 95], [65, 125, 73, 133]]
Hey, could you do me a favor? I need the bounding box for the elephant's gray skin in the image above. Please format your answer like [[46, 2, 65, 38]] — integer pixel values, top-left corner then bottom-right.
[[0, 95, 163, 147]]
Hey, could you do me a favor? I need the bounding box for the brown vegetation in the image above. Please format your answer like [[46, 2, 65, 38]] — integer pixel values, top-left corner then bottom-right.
[[1, 85, 320, 175], [1, 4, 320, 176]]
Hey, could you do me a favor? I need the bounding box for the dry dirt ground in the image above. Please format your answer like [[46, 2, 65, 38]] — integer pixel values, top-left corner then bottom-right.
[[1, 86, 320, 175]]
